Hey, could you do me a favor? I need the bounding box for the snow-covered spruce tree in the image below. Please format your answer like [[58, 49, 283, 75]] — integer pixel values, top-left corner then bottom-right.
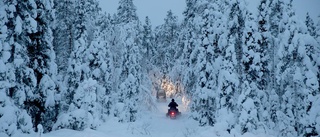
[[23, 0, 59, 132], [140, 16, 158, 110], [114, 0, 143, 122], [273, 1, 319, 136], [64, 0, 98, 105], [179, 0, 198, 110], [110, 0, 139, 96], [141, 16, 155, 72], [188, 0, 221, 126], [6, 0, 39, 105], [154, 10, 179, 75], [52, 1, 76, 121], [0, 2, 33, 136], [225, 0, 249, 131], [52, 1, 75, 112], [168, 22, 186, 99], [54, 0, 100, 79], [117, 23, 142, 122], [55, 29, 109, 129], [180, 0, 201, 97], [272, 1, 298, 136], [256, 0, 281, 132], [299, 13, 320, 136], [116, 0, 139, 24], [84, 22, 114, 120], [238, 11, 267, 134], [181, 0, 231, 127], [180, 0, 215, 98], [56, 0, 99, 131], [118, 73, 140, 122], [227, 0, 246, 88], [269, 0, 286, 93], [217, 34, 239, 132], [98, 13, 122, 95], [256, 0, 272, 91], [210, 0, 244, 131], [191, 35, 216, 126], [76, 79, 102, 129], [1, 0, 52, 134], [261, 3, 288, 120], [54, 78, 103, 130], [53, 0, 76, 75]]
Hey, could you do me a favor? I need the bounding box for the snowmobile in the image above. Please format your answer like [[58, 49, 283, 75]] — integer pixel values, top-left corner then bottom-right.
[[166, 108, 181, 119]]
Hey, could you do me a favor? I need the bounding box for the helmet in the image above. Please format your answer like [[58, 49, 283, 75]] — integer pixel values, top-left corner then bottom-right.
[[171, 99, 175, 102]]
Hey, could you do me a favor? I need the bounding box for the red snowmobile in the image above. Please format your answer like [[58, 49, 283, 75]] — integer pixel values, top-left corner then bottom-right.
[[166, 108, 181, 119]]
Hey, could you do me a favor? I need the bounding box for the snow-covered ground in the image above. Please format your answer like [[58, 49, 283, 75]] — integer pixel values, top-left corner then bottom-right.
[[17, 98, 274, 137]]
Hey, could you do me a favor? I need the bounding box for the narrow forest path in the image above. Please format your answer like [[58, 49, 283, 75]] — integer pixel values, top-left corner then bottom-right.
[[145, 99, 197, 137], [94, 98, 199, 137]]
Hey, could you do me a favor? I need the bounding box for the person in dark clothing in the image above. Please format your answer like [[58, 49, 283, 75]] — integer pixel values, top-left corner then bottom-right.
[[168, 99, 178, 111], [167, 99, 181, 117]]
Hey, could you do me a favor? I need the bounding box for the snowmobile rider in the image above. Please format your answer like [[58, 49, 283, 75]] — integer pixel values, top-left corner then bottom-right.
[[168, 99, 178, 111]]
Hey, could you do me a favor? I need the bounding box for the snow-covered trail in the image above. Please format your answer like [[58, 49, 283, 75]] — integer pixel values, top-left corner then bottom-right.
[[34, 98, 272, 137], [94, 98, 198, 137], [144, 99, 196, 137], [39, 98, 200, 137]]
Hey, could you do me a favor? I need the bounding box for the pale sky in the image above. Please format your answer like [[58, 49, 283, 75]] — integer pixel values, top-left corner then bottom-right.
[[98, 0, 320, 27]]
